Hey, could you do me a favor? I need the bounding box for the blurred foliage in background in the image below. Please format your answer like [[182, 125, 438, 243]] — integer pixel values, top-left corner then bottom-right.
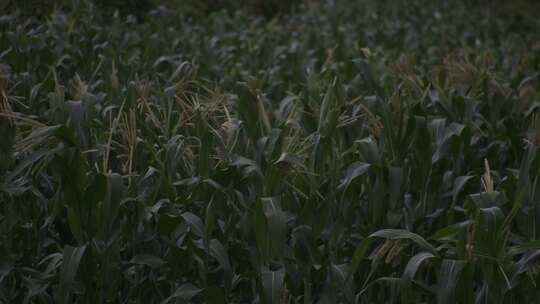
[[1, 0, 540, 303], [3, 0, 539, 20], [1, 0, 304, 19]]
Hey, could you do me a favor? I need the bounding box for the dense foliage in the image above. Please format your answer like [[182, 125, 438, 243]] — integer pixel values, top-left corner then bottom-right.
[[1, 0, 540, 303], [1, 0, 301, 19]]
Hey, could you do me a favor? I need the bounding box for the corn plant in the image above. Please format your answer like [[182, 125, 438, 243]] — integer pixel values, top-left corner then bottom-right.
[[1, 0, 540, 303]]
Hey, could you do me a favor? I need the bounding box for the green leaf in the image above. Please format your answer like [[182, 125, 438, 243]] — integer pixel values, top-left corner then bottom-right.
[[388, 166, 403, 207], [66, 206, 83, 243], [182, 212, 205, 238], [255, 198, 270, 264], [130, 254, 165, 269], [205, 199, 216, 240], [58, 245, 87, 304], [346, 238, 372, 280], [202, 286, 227, 304], [355, 138, 381, 166], [85, 174, 107, 205], [402, 252, 436, 281], [161, 283, 202, 304], [370, 229, 438, 256], [430, 221, 473, 241], [452, 175, 474, 205], [0, 260, 14, 285], [209, 239, 233, 291], [475, 207, 504, 258], [261, 197, 287, 258], [274, 152, 306, 171], [53, 125, 78, 147], [338, 162, 370, 191], [436, 260, 465, 304], [318, 79, 336, 133], [509, 240, 540, 256], [401, 252, 436, 301], [291, 225, 320, 269], [98, 173, 125, 239], [261, 270, 285, 304], [469, 191, 505, 208]]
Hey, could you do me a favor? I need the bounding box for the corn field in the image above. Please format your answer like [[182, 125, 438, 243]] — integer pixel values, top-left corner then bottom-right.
[[1, 0, 540, 303]]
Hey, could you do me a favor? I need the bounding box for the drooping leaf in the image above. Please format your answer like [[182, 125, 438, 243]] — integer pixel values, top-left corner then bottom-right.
[[161, 283, 202, 304], [401, 252, 437, 302], [182, 212, 205, 238], [370, 229, 438, 256], [430, 221, 473, 241], [338, 162, 370, 191], [209, 239, 233, 291]]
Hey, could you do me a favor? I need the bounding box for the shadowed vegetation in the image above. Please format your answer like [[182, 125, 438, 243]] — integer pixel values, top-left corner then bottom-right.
[[1, 0, 540, 303]]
